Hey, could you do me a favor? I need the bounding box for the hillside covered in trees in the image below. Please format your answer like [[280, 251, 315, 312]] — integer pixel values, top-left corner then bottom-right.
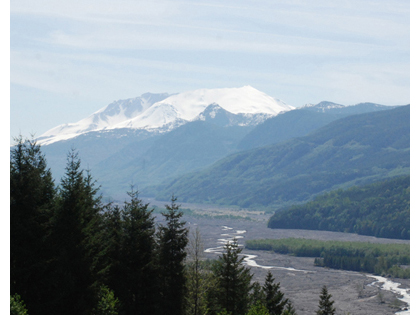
[[268, 176, 410, 240], [152, 105, 409, 208]]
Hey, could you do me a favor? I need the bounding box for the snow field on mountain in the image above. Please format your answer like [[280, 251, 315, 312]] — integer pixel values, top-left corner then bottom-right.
[[38, 86, 293, 145]]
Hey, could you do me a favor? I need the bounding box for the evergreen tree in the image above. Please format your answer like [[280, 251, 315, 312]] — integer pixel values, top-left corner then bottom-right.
[[49, 149, 103, 314], [209, 239, 253, 315], [119, 188, 157, 315], [316, 286, 335, 315], [250, 282, 265, 307], [263, 271, 288, 315], [100, 203, 124, 300], [10, 137, 55, 314], [185, 228, 211, 315], [156, 195, 189, 315]]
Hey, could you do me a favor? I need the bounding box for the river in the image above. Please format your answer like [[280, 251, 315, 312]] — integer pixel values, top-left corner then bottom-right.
[[204, 224, 410, 315]]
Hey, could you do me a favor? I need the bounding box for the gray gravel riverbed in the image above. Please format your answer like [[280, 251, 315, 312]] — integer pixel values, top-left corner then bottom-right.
[[148, 198, 410, 315]]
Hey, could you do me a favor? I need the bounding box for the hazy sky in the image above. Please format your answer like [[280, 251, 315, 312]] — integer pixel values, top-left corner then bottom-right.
[[10, 0, 410, 140]]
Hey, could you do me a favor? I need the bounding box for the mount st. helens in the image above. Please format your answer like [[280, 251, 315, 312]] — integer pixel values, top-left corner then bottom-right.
[[38, 86, 293, 146]]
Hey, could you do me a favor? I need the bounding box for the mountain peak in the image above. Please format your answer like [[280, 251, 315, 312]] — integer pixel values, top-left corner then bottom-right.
[[38, 87, 294, 145]]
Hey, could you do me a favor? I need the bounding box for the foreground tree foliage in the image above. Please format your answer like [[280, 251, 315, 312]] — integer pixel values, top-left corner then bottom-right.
[[126, 189, 157, 314], [263, 271, 288, 315], [92, 285, 120, 315], [246, 302, 270, 315], [208, 239, 254, 315], [48, 149, 104, 314], [11, 138, 313, 315], [10, 294, 29, 315], [10, 137, 55, 314], [185, 228, 212, 315], [156, 195, 189, 315], [316, 286, 335, 315]]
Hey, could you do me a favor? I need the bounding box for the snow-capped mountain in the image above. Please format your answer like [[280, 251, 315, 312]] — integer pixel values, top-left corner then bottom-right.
[[38, 86, 293, 145]]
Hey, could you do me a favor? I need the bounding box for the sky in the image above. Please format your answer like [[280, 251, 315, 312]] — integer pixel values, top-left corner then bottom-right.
[[9, 0, 411, 141]]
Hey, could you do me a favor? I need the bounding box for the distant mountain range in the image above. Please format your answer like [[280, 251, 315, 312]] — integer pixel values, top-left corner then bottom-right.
[[35, 86, 408, 204], [151, 105, 409, 208]]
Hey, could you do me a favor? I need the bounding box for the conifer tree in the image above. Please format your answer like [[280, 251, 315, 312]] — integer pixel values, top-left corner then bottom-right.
[[119, 188, 157, 315], [263, 271, 288, 315], [316, 286, 335, 315], [210, 239, 253, 315], [250, 282, 265, 307], [185, 227, 211, 315], [156, 195, 189, 315], [49, 149, 103, 314], [100, 203, 124, 299], [10, 137, 55, 314]]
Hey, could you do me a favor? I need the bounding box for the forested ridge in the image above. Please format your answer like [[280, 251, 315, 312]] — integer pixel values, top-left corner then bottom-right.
[[268, 175, 410, 240], [152, 105, 409, 208], [11, 138, 306, 315]]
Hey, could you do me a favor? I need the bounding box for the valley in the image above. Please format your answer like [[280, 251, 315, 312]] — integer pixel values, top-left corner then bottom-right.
[[153, 206, 410, 315], [20, 87, 410, 314]]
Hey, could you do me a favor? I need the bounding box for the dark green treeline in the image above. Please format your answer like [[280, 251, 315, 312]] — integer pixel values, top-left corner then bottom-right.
[[268, 175, 410, 240], [10, 138, 188, 315], [246, 238, 409, 279], [10, 138, 299, 315]]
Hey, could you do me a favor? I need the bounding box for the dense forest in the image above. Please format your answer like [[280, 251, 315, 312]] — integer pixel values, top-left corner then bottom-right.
[[268, 175, 410, 240], [246, 238, 409, 279], [11, 137, 309, 315]]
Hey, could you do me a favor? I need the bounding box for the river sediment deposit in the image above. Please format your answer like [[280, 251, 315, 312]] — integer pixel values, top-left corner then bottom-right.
[[149, 198, 410, 315]]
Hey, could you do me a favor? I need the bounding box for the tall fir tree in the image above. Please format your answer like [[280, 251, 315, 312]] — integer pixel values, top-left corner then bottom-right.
[[185, 227, 211, 315], [156, 195, 189, 315], [250, 282, 266, 307], [209, 239, 253, 315], [263, 271, 289, 315], [119, 188, 158, 315], [49, 149, 103, 314], [100, 203, 124, 300], [10, 137, 55, 314], [316, 286, 335, 315]]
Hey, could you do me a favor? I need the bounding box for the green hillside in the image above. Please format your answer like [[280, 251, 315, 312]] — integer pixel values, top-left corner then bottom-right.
[[152, 105, 409, 208], [268, 175, 410, 239], [237, 102, 397, 151], [94, 121, 251, 198]]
